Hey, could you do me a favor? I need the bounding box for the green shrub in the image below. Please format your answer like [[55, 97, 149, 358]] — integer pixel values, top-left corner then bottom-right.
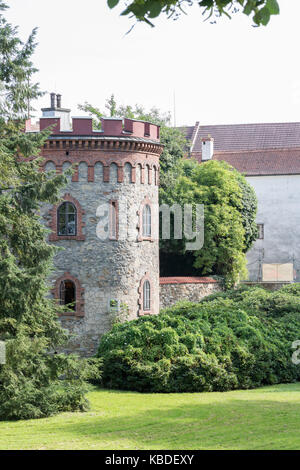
[[96, 285, 300, 393]]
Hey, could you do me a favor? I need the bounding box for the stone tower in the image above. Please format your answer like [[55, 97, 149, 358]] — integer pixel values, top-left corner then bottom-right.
[[27, 94, 163, 356]]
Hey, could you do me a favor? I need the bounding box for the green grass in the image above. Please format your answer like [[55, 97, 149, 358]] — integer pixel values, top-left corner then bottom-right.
[[0, 383, 300, 450]]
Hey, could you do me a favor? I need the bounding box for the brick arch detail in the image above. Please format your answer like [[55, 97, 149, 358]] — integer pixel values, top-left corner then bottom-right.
[[138, 272, 154, 316], [41, 151, 159, 185], [48, 193, 85, 241], [44, 160, 57, 170], [152, 164, 158, 185], [145, 163, 152, 184], [123, 161, 134, 184], [52, 272, 85, 317]]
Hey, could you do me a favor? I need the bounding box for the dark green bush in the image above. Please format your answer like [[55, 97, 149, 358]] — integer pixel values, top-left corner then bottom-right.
[[97, 286, 300, 392], [0, 347, 102, 421]]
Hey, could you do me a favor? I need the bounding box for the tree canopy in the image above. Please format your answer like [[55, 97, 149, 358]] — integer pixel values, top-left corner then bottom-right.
[[107, 0, 280, 27], [160, 158, 257, 287]]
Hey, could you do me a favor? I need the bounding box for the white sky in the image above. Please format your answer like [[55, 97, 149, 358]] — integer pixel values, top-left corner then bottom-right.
[[5, 0, 300, 126]]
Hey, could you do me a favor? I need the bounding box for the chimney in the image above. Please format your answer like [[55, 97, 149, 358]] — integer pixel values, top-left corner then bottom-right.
[[50, 92, 56, 109], [56, 94, 62, 108], [201, 135, 214, 161], [41, 92, 71, 131]]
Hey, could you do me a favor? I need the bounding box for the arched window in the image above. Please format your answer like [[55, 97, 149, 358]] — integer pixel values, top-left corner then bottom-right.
[[59, 279, 76, 311], [52, 272, 84, 317], [138, 273, 152, 315], [143, 280, 151, 311], [142, 204, 151, 237], [58, 202, 77, 236], [49, 194, 85, 242]]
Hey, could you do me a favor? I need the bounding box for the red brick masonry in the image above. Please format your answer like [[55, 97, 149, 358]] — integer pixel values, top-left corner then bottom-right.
[[159, 276, 217, 285]]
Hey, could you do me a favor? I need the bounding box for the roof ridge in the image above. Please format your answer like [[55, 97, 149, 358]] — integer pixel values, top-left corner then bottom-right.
[[198, 121, 300, 127], [190, 121, 200, 153], [211, 147, 300, 155]]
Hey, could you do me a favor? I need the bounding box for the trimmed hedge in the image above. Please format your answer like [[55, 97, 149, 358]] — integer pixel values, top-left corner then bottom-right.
[[97, 285, 300, 392]]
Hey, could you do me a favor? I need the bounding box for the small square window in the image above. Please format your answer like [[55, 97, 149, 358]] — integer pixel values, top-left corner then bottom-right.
[[257, 224, 264, 240]]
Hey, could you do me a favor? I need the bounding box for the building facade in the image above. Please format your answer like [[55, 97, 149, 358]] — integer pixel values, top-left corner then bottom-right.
[[27, 94, 163, 355], [186, 121, 300, 282]]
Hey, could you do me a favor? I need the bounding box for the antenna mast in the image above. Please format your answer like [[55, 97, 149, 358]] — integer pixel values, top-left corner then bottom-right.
[[27, 75, 30, 119]]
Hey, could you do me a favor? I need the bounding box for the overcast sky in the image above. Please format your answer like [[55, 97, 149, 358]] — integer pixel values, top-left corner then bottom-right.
[[5, 0, 300, 126]]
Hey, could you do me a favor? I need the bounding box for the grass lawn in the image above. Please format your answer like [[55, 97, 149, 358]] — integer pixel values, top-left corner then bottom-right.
[[0, 383, 300, 450]]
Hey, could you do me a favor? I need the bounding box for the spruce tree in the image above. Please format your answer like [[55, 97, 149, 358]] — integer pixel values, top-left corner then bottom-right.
[[0, 2, 94, 420]]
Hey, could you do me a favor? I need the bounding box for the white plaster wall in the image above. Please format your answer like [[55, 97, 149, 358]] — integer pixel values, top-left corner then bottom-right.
[[42, 109, 71, 131], [245, 174, 300, 281], [202, 140, 214, 160]]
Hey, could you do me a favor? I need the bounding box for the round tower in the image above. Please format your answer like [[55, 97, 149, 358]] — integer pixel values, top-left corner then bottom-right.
[[31, 94, 163, 356]]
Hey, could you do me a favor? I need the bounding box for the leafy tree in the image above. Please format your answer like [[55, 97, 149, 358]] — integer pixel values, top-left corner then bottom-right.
[[173, 159, 258, 253], [160, 159, 257, 286], [107, 0, 280, 27], [105, 93, 118, 117], [0, 2, 97, 420], [79, 94, 172, 127]]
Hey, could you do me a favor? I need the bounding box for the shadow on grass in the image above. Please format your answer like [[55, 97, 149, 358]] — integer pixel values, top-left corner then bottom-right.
[[47, 387, 300, 449], [1, 384, 299, 450]]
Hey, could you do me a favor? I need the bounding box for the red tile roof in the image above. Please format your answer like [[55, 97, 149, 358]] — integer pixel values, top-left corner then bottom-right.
[[185, 121, 300, 176], [191, 122, 300, 152], [180, 125, 194, 142], [192, 148, 300, 176], [159, 276, 217, 285]]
